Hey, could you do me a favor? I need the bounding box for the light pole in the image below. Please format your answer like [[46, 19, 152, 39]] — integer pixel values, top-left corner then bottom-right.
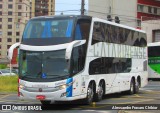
[[81, 0, 85, 15]]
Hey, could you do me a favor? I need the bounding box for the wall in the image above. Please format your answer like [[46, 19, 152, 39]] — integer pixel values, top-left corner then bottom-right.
[[141, 20, 160, 43], [88, 0, 137, 28]]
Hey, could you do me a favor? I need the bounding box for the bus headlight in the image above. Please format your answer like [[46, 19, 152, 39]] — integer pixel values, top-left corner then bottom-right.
[[56, 82, 73, 90], [60, 84, 67, 89]]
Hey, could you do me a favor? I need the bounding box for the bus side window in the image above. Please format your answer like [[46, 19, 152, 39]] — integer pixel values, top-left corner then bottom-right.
[[75, 20, 91, 42], [75, 24, 82, 40], [71, 45, 85, 75]]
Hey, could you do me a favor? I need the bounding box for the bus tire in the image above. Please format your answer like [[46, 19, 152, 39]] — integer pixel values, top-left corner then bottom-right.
[[134, 80, 140, 94], [40, 100, 51, 106], [95, 81, 104, 102], [128, 79, 135, 95], [84, 83, 94, 105]]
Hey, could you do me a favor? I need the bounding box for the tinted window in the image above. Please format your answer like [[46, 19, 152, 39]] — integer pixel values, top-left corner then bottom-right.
[[75, 19, 91, 41], [71, 45, 86, 75], [89, 57, 131, 75], [148, 46, 160, 57], [92, 22, 147, 47], [23, 19, 73, 39]]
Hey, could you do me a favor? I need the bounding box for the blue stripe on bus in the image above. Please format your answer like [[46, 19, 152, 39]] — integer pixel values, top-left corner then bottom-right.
[[47, 21, 52, 37], [65, 20, 73, 37], [75, 24, 82, 40], [66, 78, 73, 97], [41, 21, 52, 38]]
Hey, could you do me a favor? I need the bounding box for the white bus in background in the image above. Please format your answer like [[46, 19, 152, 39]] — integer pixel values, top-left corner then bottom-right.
[[148, 42, 160, 80], [8, 15, 148, 105]]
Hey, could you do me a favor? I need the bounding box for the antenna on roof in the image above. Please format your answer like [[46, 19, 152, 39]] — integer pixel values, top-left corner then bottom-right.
[[107, 15, 112, 21], [115, 16, 120, 24]]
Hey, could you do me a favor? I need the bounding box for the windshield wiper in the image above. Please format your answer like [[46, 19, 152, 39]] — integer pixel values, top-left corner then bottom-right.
[[21, 75, 36, 79], [47, 75, 68, 79], [36, 71, 42, 78]]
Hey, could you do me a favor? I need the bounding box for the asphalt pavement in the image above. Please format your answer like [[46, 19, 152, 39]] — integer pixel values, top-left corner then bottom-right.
[[0, 81, 160, 113]]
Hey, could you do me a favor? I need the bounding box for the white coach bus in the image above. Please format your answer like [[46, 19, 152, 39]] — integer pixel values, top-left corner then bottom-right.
[[8, 15, 148, 105], [148, 42, 160, 80]]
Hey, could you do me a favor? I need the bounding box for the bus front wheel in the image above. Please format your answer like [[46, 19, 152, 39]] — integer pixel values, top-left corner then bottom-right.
[[95, 81, 104, 102]]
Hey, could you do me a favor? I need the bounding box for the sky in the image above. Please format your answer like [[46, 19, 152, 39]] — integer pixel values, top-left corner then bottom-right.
[[55, 0, 88, 15]]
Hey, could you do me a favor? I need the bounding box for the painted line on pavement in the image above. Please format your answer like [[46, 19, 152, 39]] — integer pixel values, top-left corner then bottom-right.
[[79, 99, 154, 109], [0, 94, 15, 99], [0, 99, 40, 104]]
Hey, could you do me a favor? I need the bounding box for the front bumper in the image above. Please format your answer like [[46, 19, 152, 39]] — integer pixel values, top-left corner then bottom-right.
[[19, 89, 72, 101]]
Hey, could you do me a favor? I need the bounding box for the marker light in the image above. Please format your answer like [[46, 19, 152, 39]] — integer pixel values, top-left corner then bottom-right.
[[19, 84, 25, 89]]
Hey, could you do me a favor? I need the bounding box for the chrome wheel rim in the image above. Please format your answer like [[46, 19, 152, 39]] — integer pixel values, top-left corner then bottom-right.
[[98, 84, 103, 99], [87, 86, 93, 102], [131, 82, 134, 93]]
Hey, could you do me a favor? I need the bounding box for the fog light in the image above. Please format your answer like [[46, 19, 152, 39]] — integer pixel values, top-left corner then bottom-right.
[[20, 92, 24, 97], [61, 92, 67, 97]]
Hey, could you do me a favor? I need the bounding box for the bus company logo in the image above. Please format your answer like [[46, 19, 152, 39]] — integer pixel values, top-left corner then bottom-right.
[[39, 88, 42, 92], [42, 73, 46, 78], [32, 84, 48, 88], [2, 105, 11, 110]]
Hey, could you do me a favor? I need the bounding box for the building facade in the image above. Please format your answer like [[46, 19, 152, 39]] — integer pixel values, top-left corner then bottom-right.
[[0, 0, 30, 63], [137, 0, 160, 28], [31, 0, 55, 17], [88, 0, 137, 28], [0, 0, 55, 64], [138, 0, 160, 43], [141, 19, 160, 43], [88, 0, 160, 28]]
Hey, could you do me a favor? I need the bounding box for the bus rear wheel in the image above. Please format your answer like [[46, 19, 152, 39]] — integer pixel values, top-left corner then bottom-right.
[[128, 79, 135, 95], [95, 81, 104, 102], [135, 80, 140, 94]]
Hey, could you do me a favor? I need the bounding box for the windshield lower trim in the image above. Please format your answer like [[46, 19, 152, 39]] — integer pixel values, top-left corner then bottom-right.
[[20, 43, 69, 51], [19, 75, 69, 82], [20, 40, 86, 51]]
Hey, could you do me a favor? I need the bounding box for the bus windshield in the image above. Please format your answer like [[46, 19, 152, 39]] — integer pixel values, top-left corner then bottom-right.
[[19, 50, 69, 81], [23, 19, 73, 39]]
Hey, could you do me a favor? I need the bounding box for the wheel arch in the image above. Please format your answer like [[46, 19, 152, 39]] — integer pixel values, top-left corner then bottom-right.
[[131, 76, 136, 83]]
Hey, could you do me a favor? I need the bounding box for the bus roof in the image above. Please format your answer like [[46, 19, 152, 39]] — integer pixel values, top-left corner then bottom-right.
[[92, 17, 146, 33], [31, 15, 146, 33], [148, 42, 160, 47], [31, 15, 92, 20]]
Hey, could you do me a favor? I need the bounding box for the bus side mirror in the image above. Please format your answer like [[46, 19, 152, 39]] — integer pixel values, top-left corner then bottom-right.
[[8, 42, 20, 60], [65, 40, 86, 60]]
